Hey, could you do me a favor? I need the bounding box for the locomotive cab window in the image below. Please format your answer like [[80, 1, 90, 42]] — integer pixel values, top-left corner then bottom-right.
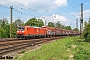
[[18, 27, 25, 30]]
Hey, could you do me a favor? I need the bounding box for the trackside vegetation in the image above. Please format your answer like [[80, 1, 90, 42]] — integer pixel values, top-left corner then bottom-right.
[[18, 37, 90, 60], [83, 18, 90, 42]]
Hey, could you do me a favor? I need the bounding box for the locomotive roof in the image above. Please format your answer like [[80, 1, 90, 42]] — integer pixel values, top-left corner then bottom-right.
[[30, 26, 40, 28]]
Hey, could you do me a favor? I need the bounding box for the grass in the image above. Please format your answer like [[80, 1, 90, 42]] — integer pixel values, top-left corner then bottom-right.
[[20, 50, 26, 53], [17, 36, 90, 60]]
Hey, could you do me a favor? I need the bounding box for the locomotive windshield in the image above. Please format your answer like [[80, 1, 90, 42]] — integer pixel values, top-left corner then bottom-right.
[[18, 27, 25, 30]]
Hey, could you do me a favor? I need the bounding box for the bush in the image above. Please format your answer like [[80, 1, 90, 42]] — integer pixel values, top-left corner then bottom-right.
[[20, 50, 25, 53], [14, 54, 19, 59], [83, 19, 90, 42], [84, 31, 90, 42], [74, 46, 90, 60]]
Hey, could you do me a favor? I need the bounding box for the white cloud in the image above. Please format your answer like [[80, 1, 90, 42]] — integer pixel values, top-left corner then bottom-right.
[[70, 12, 77, 16], [0, 0, 67, 11], [53, 14, 67, 22], [40, 14, 68, 25], [84, 9, 90, 18], [53, 0, 67, 7], [70, 9, 90, 19], [70, 12, 80, 18], [85, 2, 90, 6]]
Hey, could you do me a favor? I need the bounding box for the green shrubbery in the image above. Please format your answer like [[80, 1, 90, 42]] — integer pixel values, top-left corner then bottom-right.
[[83, 19, 90, 42], [74, 46, 90, 60], [20, 50, 26, 53], [65, 38, 90, 60]]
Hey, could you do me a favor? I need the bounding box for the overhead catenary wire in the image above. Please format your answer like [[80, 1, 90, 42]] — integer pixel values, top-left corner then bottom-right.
[[46, 0, 59, 7], [0, 0, 84, 22], [46, 0, 64, 12], [70, 0, 80, 17], [60, 4, 80, 14], [14, 0, 43, 16], [0, 12, 9, 16], [54, 0, 77, 13], [68, 0, 77, 12], [29, 0, 50, 15], [0, 0, 80, 17], [0, 4, 9, 9], [8, 1, 43, 16], [70, 0, 79, 12], [7, 0, 50, 16], [46, 0, 80, 16], [29, 0, 43, 10], [7, 0, 18, 9], [6, 0, 37, 17], [13, 8, 37, 18], [0, 4, 10, 16], [0, 4, 36, 21]]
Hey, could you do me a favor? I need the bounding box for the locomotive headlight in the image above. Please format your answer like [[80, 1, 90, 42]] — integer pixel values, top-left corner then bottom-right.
[[22, 31, 24, 33], [17, 31, 19, 33]]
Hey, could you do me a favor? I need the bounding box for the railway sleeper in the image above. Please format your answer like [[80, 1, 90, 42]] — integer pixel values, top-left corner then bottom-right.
[[0, 44, 30, 55], [0, 40, 48, 55]]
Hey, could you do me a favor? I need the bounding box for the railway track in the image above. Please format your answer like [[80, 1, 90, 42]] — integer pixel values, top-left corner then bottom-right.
[[0, 37, 62, 56]]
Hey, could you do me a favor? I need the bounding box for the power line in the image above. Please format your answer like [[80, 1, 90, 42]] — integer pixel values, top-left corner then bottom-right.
[[60, 5, 80, 14], [0, 4, 36, 20], [71, 0, 79, 12], [7, 0, 18, 8], [14, 0, 42, 16], [0, 4, 10, 16], [68, 0, 77, 12], [13, 8, 36, 16], [29, 0, 42, 10], [0, 12, 9, 15], [46, 0, 64, 11], [46, 0, 60, 7], [29, 0, 50, 15], [46, 0, 80, 15], [0, 4, 9, 9], [55, 1, 75, 13], [0, 5, 35, 22], [6, 0, 36, 17]]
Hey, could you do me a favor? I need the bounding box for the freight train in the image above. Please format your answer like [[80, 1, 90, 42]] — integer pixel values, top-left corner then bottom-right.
[[16, 26, 80, 39]]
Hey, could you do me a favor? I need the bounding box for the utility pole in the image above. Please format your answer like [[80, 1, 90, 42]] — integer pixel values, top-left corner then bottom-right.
[[76, 19, 78, 29], [80, 3, 83, 38], [10, 6, 13, 38]]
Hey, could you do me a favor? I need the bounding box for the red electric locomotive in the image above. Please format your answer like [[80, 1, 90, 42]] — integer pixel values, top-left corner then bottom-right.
[[17, 26, 46, 39]]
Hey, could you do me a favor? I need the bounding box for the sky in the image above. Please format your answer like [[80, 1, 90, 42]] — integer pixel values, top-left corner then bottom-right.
[[0, 0, 90, 29]]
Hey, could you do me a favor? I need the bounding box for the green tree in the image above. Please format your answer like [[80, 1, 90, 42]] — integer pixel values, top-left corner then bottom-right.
[[12, 19, 24, 37], [55, 21, 62, 28], [4, 25, 10, 37], [0, 18, 8, 27], [37, 19, 44, 27], [83, 18, 90, 42], [64, 26, 72, 30], [14, 18, 24, 27], [73, 28, 79, 31], [0, 18, 10, 38], [0, 27, 6, 38], [25, 18, 44, 27], [25, 18, 37, 26], [48, 22, 55, 27]]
